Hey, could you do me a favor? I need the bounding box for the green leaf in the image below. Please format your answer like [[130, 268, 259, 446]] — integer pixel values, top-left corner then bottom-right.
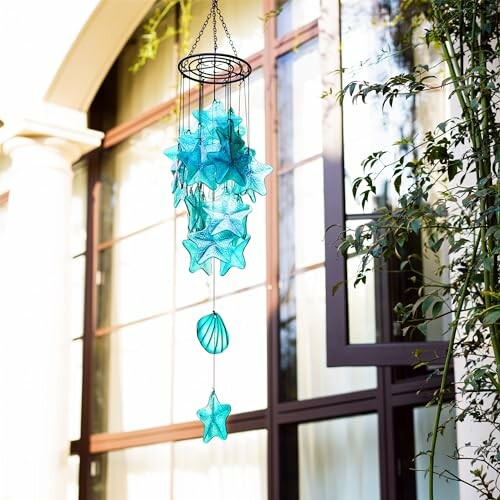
[[483, 309, 500, 326]]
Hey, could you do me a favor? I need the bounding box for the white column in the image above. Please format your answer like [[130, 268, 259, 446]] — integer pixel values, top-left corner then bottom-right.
[[0, 136, 80, 500]]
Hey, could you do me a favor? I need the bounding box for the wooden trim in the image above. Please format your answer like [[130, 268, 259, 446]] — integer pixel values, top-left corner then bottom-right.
[[79, 153, 100, 500], [274, 19, 319, 57], [90, 410, 267, 453]]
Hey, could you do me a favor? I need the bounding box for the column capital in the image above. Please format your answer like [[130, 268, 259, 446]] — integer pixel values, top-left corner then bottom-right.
[[3, 136, 84, 165], [0, 115, 103, 164]]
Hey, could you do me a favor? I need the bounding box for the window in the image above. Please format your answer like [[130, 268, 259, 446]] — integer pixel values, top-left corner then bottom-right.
[[324, 0, 449, 366], [72, 2, 457, 499]]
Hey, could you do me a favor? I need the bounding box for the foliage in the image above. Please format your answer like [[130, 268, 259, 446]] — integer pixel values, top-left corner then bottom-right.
[[335, 0, 499, 498], [129, 0, 192, 73]]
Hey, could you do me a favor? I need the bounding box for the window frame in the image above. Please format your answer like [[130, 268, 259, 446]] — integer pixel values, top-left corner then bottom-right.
[[322, 0, 448, 367]]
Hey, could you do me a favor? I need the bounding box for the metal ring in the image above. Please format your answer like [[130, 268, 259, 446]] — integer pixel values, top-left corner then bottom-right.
[[178, 53, 252, 85]]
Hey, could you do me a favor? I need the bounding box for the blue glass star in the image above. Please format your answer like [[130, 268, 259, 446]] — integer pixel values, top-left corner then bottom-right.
[[182, 238, 213, 275], [233, 157, 273, 202], [216, 107, 243, 130], [219, 235, 250, 276], [193, 100, 227, 127], [188, 229, 236, 264], [204, 194, 251, 238], [197, 390, 231, 443], [185, 188, 208, 232], [209, 143, 252, 187]]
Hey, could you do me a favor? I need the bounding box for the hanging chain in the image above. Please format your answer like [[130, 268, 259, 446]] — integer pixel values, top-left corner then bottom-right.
[[215, 3, 238, 57], [187, 0, 238, 57], [188, 8, 213, 56], [212, 0, 218, 52]]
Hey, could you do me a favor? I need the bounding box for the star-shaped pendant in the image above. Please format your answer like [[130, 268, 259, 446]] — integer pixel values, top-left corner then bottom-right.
[[188, 229, 237, 264], [232, 157, 273, 202], [219, 235, 251, 276], [204, 193, 251, 238], [185, 188, 208, 232], [193, 100, 227, 127], [182, 238, 213, 275], [197, 390, 231, 443]]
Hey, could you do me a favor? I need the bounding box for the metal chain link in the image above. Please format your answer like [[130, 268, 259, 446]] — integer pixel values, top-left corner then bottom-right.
[[215, 3, 238, 56], [187, 0, 238, 57], [188, 8, 213, 56]]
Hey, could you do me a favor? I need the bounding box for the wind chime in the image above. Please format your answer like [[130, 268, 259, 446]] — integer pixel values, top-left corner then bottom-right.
[[164, 0, 272, 443]]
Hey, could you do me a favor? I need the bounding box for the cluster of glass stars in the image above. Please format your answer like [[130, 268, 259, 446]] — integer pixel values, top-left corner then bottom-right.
[[164, 100, 272, 276]]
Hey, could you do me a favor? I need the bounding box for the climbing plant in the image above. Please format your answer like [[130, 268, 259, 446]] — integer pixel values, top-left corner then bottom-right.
[[334, 1, 499, 498]]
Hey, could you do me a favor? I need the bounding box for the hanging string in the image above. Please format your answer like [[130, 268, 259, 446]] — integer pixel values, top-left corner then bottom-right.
[[187, 78, 191, 131]]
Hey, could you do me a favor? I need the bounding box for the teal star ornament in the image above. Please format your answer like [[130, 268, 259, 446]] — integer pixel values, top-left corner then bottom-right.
[[219, 235, 250, 276], [204, 194, 251, 238], [197, 390, 231, 443], [232, 157, 273, 202]]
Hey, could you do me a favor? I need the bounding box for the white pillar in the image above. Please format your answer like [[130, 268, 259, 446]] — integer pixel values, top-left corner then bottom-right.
[[0, 136, 81, 500]]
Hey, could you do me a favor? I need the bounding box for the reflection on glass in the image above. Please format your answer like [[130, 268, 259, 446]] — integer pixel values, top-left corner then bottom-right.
[[71, 256, 86, 340], [188, 0, 264, 58], [172, 287, 267, 422], [116, 10, 177, 125], [413, 405, 459, 500], [173, 430, 267, 500], [68, 455, 79, 500], [69, 339, 83, 441], [97, 224, 174, 329], [100, 120, 177, 242], [91, 444, 172, 500], [71, 163, 88, 255], [93, 316, 173, 433], [279, 159, 325, 275], [278, 39, 322, 168], [299, 414, 380, 500], [91, 431, 267, 500], [341, 0, 415, 214], [276, 0, 320, 38], [280, 268, 377, 400], [347, 253, 377, 344]]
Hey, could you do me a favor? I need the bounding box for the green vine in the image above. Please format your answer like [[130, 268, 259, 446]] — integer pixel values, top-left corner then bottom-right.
[[335, 0, 499, 498], [129, 0, 193, 73]]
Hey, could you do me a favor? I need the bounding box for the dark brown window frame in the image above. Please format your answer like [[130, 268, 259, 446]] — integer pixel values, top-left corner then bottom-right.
[[72, 3, 454, 500], [322, 0, 448, 367]]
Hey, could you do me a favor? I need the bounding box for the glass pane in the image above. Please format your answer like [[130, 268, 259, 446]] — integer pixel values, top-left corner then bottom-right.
[[91, 431, 266, 500], [280, 267, 377, 400], [414, 405, 459, 500], [69, 339, 83, 440], [97, 223, 174, 329], [278, 38, 322, 168], [100, 120, 177, 242], [347, 253, 377, 344], [70, 255, 86, 340], [116, 10, 177, 125], [173, 430, 267, 500], [172, 286, 267, 422], [341, 0, 415, 215], [279, 159, 325, 275], [71, 163, 87, 255], [299, 413, 380, 500], [68, 455, 79, 500], [189, 0, 264, 59], [276, 0, 320, 39], [93, 315, 173, 433], [91, 443, 172, 500]]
